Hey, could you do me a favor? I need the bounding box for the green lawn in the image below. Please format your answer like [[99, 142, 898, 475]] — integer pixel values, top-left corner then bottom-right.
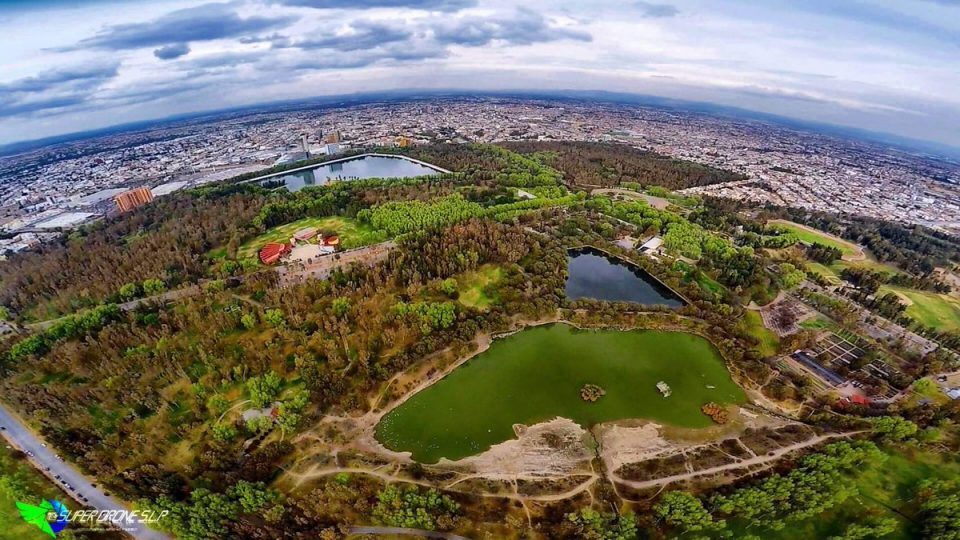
[[883, 285, 960, 332], [739, 310, 780, 357], [805, 258, 900, 284], [456, 264, 504, 310], [770, 220, 862, 258], [0, 447, 71, 540], [237, 216, 387, 261]]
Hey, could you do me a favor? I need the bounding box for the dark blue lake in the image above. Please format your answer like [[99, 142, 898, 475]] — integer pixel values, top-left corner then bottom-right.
[[566, 248, 685, 307]]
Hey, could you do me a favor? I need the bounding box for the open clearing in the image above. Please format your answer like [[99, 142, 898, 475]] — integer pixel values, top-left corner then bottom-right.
[[883, 285, 960, 332], [237, 216, 386, 260], [455, 264, 504, 310], [375, 323, 745, 463], [769, 220, 864, 260], [739, 310, 780, 357]]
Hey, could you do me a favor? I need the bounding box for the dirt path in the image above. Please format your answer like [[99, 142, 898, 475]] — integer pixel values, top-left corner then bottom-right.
[[610, 430, 863, 490]]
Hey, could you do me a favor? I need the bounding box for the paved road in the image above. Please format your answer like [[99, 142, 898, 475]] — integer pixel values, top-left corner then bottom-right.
[[0, 404, 170, 540], [348, 526, 470, 539]]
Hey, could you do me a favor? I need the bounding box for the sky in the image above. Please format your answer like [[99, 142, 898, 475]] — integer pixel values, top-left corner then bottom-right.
[[0, 0, 959, 147]]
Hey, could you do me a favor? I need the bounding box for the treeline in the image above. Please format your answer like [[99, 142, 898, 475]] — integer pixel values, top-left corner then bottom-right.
[[499, 140, 746, 190]]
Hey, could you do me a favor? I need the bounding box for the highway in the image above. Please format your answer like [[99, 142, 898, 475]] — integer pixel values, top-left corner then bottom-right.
[[0, 403, 170, 540]]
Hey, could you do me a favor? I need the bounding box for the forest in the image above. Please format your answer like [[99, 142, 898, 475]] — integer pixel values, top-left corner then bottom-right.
[[499, 140, 746, 189]]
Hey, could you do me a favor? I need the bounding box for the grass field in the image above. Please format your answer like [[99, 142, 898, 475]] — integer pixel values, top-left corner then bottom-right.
[[237, 216, 386, 261], [456, 264, 504, 310], [883, 285, 960, 332], [0, 447, 70, 540], [739, 310, 780, 357], [770, 220, 862, 258], [805, 258, 900, 284]]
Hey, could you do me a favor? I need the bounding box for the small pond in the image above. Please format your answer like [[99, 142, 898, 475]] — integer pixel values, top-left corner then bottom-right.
[[566, 247, 685, 307]]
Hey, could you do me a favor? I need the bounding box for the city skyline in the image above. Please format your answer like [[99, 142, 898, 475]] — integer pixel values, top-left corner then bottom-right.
[[2, 0, 959, 148]]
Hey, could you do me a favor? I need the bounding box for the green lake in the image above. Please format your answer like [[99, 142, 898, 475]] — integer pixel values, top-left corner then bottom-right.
[[375, 323, 746, 463]]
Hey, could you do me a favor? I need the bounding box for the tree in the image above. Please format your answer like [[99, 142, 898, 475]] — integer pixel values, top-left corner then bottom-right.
[[828, 517, 898, 540], [655, 491, 723, 533], [240, 312, 257, 330], [118, 282, 139, 300], [245, 415, 274, 436], [331, 298, 351, 318], [247, 371, 282, 408], [263, 309, 285, 328], [372, 486, 460, 530], [565, 508, 639, 540], [916, 479, 960, 540], [871, 416, 918, 441], [142, 278, 167, 296], [211, 423, 237, 442], [777, 263, 806, 290], [206, 394, 230, 416], [439, 278, 458, 296]]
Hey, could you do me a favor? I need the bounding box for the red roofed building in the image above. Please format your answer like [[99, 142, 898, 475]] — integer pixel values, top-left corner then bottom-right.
[[259, 242, 290, 265]]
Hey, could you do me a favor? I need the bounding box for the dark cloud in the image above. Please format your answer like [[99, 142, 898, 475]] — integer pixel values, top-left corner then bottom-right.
[[0, 64, 119, 117], [74, 3, 296, 50], [432, 9, 592, 46], [276, 0, 475, 11], [153, 43, 191, 60], [634, 1, 679, 18], [279, 20, 414, 51]]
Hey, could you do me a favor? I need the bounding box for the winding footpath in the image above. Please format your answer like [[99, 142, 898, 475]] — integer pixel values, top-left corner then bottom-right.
[[610, 430, 864, 490]]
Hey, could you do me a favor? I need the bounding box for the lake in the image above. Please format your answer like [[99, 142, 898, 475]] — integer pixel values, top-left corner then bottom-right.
[[566, 247, 685, 307], [375, 323, 745, 463], [262, 155, 441, 192]]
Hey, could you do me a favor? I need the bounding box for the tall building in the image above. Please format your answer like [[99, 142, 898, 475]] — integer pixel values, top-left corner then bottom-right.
[[113, 186, 154, 213]]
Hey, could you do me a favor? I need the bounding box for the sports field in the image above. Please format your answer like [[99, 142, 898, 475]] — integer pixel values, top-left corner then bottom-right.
[[769, 220, 863, 259]]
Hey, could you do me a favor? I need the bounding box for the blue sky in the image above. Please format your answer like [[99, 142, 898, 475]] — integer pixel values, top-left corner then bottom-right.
[[0, 0, 958, 147]]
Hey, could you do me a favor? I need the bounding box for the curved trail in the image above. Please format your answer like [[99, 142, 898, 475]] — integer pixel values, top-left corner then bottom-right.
[[610, 430, 863, 490]]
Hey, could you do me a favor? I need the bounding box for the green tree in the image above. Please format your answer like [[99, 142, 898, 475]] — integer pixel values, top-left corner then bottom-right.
[[829, 517, 898, 540], [247, 371, 282, 408], [372, 486, 460, 530], [263, 309, 285, 327], [142, 278, 167, 296], [206, 393, 230, 416], [118, 282, 139, 300], [565, 508, 639, 540], [245, 415, 274, 436], [331, 298, 351, 318], [240, 312, 257, 330], [872, 416, 918, 441], [439, 278, 458, 296], [655, 491, 723, 533], [211, 423, 237, 442]]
